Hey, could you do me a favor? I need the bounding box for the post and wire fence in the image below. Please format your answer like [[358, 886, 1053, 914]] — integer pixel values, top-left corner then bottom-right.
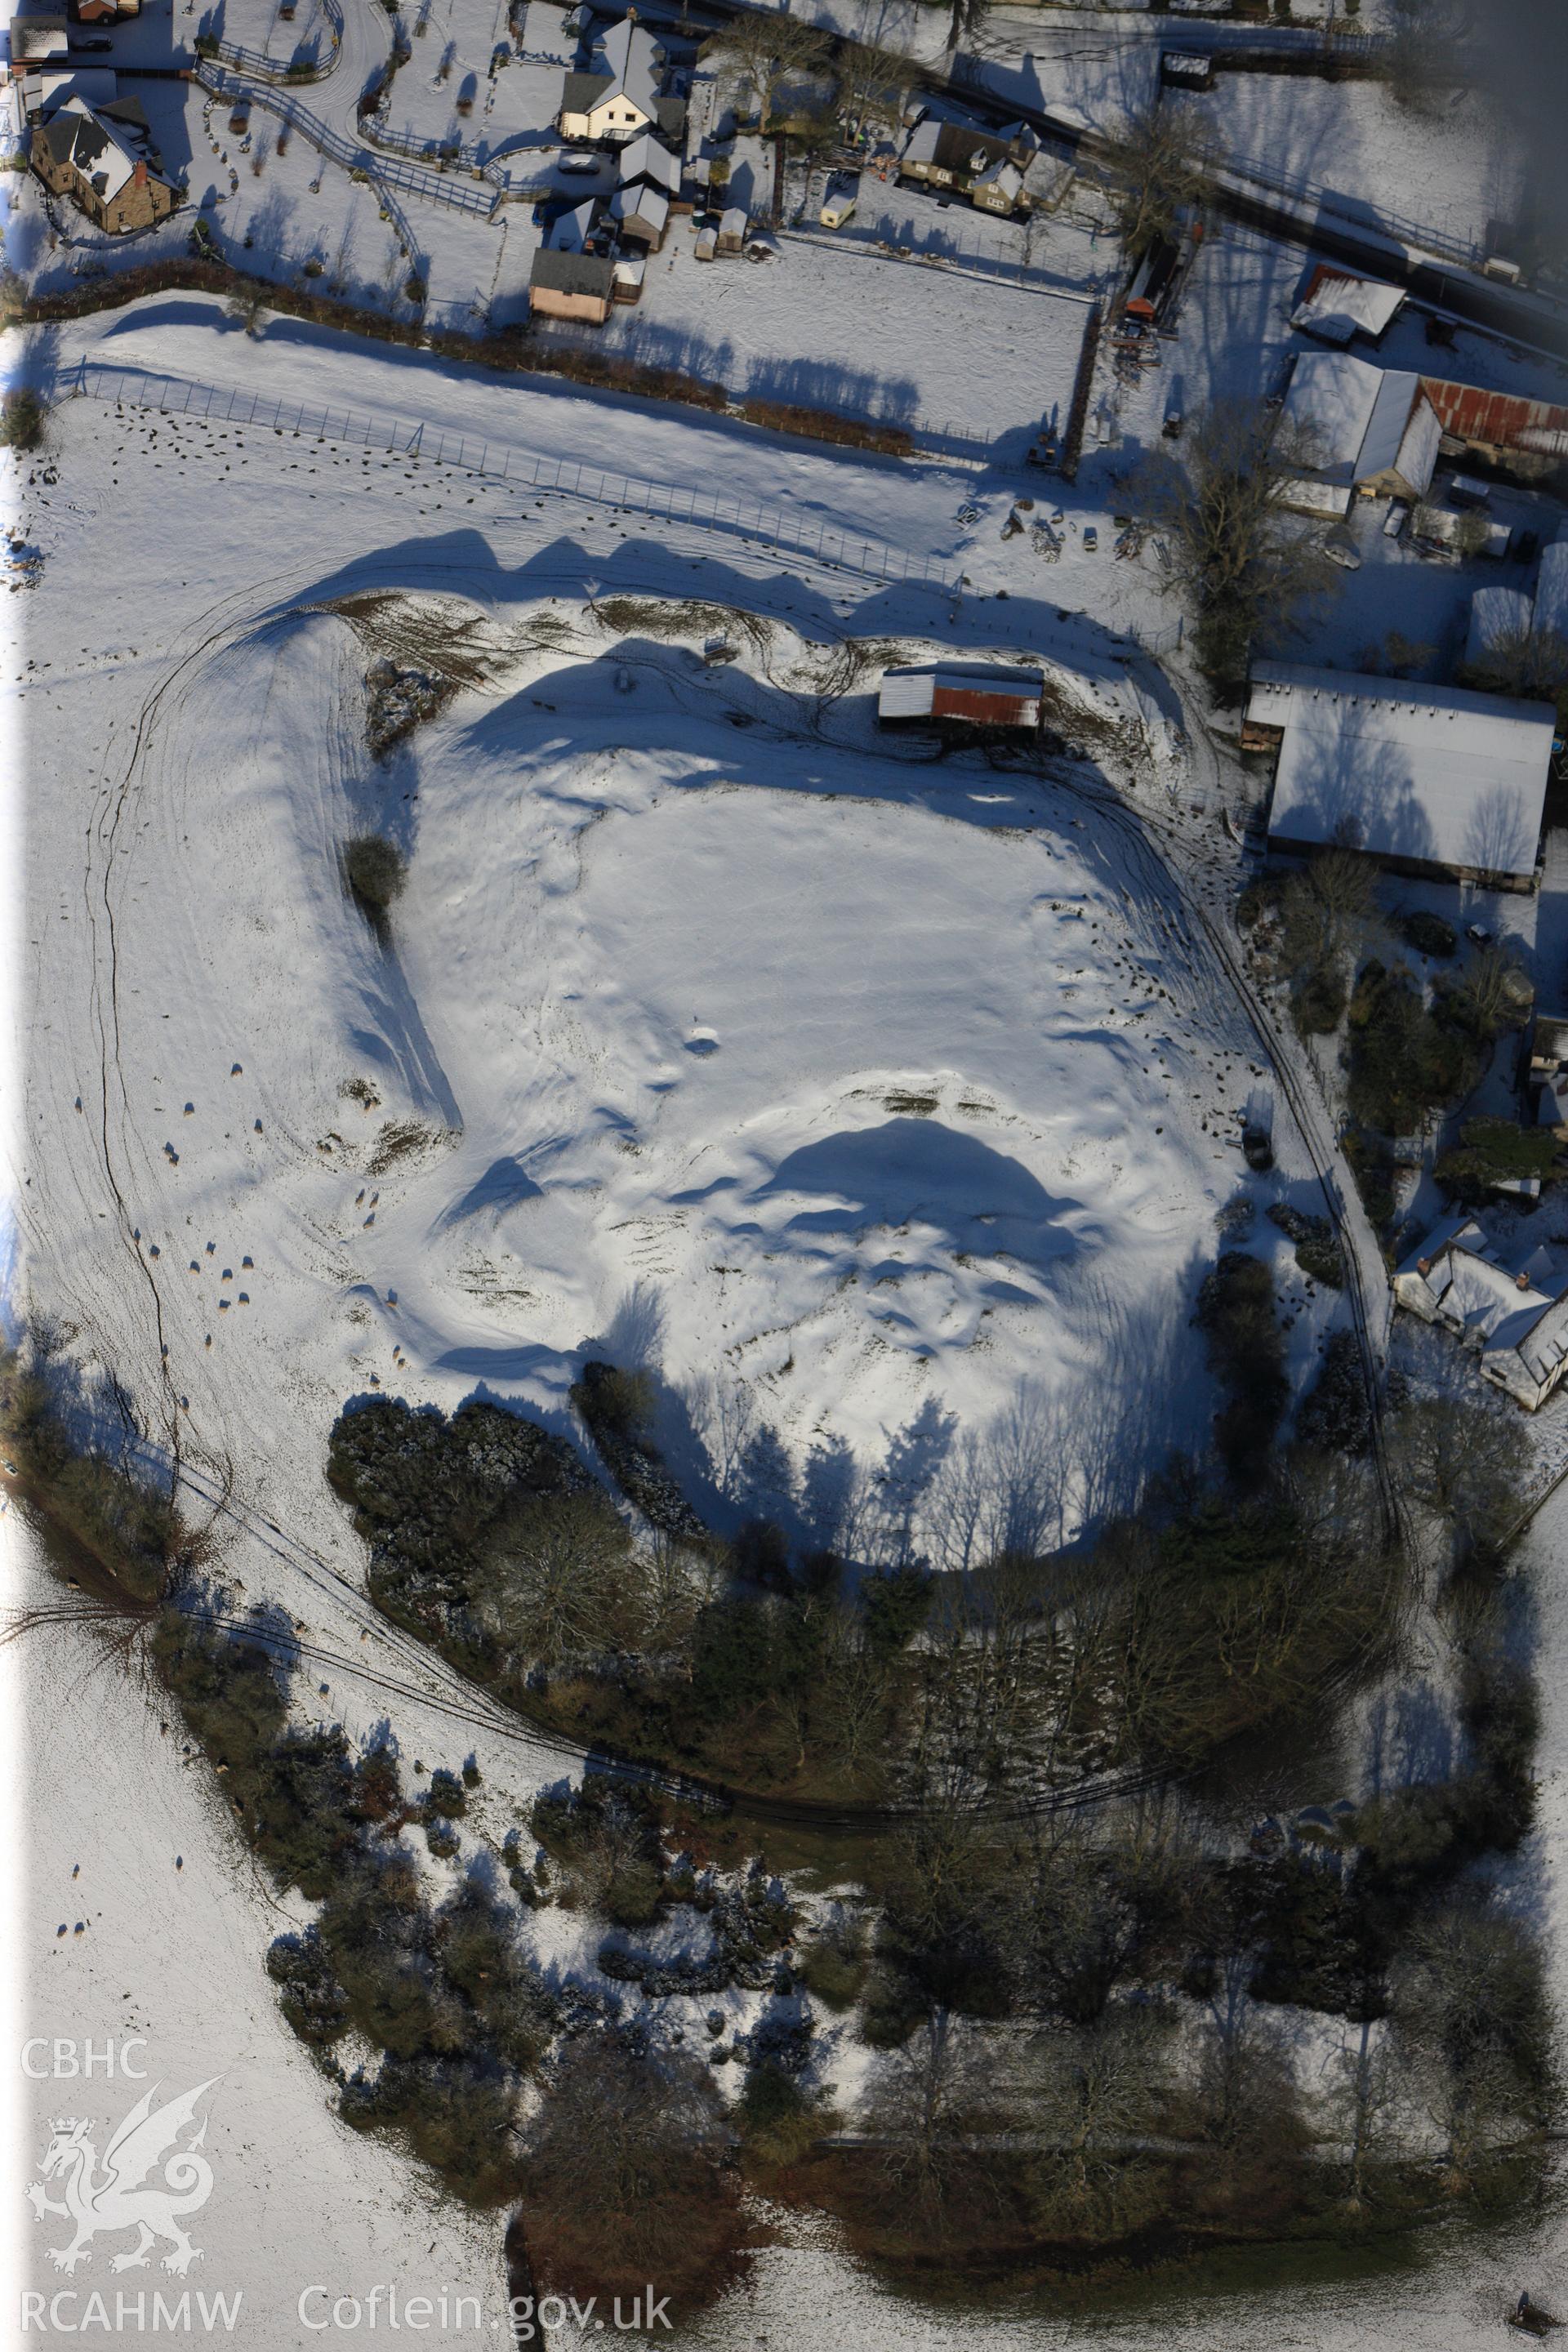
[[65, 363, 964, 589]]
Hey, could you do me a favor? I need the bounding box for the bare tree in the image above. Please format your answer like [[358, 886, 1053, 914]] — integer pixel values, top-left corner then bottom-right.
[[1387, 1389, 1528, 1569], [859, 2007, 1006, 2225], [1383, 0, 1465, 117], [521, 2040, 739, 2302], [1463, 621, 1568, 705], [470, 1490, 635, 1666], [1391, 1904, 1554, 2190], [705, 13, 831, 132], [1023, 2007, 1173, 2227], [1277, 847, 1379, 988], [1322, 2017, 1402, 2211], [835, 38, 914, 145], [1138, 402, 1339, 694], [1097, 101, 1214, 261]]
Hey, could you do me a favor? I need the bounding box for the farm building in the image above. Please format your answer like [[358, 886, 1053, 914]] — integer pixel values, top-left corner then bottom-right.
[[11, 4, 67, 64], [1279, 352, 1441, 515], [1394, 1218, 1568, 1411], [1124, 236, 1180, 323], [1464, 533, 1568, 682], [558, 15, 684, 145], [1464, 585, 1535, 679], [1247, 662, 1554, 890], [528, 247, 616, 323], [1421, 376, 1568, 470], [1531, 1012, 1568, 1134], [29, 90, 173, 230], [1535, 537, 1568, 646], [1159, 49, 1214, 91], [1290, 264, 1405, 347], [878, 663, 1046, 731], [715, 205, 747, 256]]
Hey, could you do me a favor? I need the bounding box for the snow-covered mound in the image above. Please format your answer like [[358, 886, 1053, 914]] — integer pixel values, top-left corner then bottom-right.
[[18, 585, 1252, 1544]]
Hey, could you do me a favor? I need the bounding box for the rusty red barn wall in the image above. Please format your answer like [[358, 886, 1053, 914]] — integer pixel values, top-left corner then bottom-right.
[[1419, 376, 1568, 455], [930, 686, 1040, 727]]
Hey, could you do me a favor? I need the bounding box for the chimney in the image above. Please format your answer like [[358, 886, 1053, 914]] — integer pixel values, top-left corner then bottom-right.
[[133, 158, 146, 183], [1517, 1272, 1532, 1291], [1417, 1258, 1431, 1276]]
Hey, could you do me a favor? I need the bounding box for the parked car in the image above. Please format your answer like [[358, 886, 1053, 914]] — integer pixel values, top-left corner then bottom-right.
[[74, 36, 112, 50], [1321, 528, 1362, 572], [1510, 526, 1541, 565], [1383, 499, 1410, 540], [559, 152, 599, 175], [1082, 524, 1098, 552]]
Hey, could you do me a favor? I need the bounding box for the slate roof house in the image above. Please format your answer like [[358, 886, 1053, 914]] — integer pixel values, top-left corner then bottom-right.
[[1245, 662, 1554, 891], [558, 14, 684, 145], [898, 110, 1037, 213], [1395, 1218, 1568, 1410], [30, 90, 173, 230]]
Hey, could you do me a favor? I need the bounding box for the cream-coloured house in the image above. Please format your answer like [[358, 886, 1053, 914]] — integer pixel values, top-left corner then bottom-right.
[[558, 15, 682, 145]]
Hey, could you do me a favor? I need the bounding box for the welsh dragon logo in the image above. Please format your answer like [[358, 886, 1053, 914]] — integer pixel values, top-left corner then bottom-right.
[[26, 2079, 219, 2275]]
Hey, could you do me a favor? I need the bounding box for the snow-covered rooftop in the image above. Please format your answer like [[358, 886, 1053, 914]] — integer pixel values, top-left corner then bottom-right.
[[1281, 351, 1437, 497], [1466, 584, 1533, 670], [1251, 662, 1555, 884], [1290, 265, 1405, 347]]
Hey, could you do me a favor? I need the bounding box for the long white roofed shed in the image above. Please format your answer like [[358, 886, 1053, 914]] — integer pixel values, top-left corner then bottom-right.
[[879, 662, 1045, 728], [1248, 662, 1554, 889]]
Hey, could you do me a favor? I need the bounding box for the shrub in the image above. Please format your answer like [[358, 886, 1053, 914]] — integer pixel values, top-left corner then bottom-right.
[[1435, 1117, 1561, 1202], [1292, 961, 1348, 1036], [1265, 1202, 1343, 1289], [1193, 1253, 1287, 1486], [0, 387, 47, 451], [267, 1927, 351, 2046], [798, 1918, 868, 2011], [342, 834, 406, 938], [1294, 1331, 1371, 1456], [343, 2055, 522, 2203], [519, 2041, 741, 2305], [1400, 910, 1457, 959], [427, 1765, 467, 1817], [1346, 960, 1476, 1136], [739, 2061, 824, 2169]]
